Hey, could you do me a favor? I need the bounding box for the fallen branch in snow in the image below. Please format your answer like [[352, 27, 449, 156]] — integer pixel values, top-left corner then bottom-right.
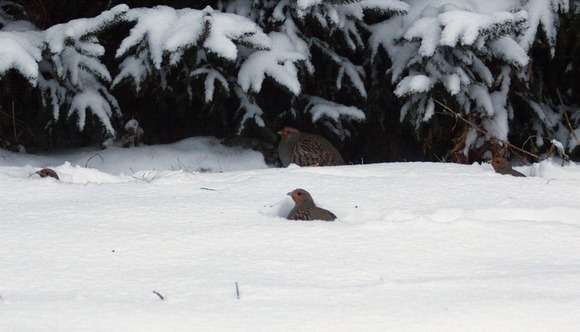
[[235, 282, 240, 300], [433, 99, 540, 160], [152, 290, 165, 301], [84, 153, 104, 168]]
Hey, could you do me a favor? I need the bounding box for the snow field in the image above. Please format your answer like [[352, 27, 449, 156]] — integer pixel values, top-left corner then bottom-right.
[[1, 144, 580, 331]]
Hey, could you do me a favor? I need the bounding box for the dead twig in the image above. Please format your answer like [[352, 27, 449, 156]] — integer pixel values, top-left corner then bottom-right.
[[84, 153, 104, 168], [152, 290, 165, 301], [563, 111, 580, 146], [235, 282, 240, 300]]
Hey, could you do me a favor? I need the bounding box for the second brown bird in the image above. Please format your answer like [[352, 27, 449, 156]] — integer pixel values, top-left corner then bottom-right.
[[278, 127, 343, 167], [287, 188, 337, 221], [492, 157, 526, 177]]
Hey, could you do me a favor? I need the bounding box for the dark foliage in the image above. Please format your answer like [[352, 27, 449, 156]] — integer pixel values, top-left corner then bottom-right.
[[0, 0, 578, 164]]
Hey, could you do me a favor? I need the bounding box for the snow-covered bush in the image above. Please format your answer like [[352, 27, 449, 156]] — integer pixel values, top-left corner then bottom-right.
[[38, 5, 127, 136], [0, 1, 41, 83], [512, 0, 579, 155], [0, 1, 578, 161], [371, 1, 527, 137], [111, 5, 279, 134], [369, 0, 576, 159], [0, 4, 128, 144], [224, 0, 408, 137]]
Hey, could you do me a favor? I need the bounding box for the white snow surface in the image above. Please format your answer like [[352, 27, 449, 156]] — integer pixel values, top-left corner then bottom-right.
[[0, 137, 268, 176], [1, 141, 580, 331]]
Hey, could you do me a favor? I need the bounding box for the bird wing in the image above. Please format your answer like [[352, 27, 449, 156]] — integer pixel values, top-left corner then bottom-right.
[[287, 207, 313, 221], [292, 134, 343, 166], [313, 207, 337, 221]]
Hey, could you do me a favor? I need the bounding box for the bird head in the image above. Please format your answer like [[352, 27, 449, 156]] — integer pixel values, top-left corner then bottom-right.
[[38, 169, 50, 177], [278, 127, 300, 141], [491, 156, 509, 170], [287, 188, 313, 205]]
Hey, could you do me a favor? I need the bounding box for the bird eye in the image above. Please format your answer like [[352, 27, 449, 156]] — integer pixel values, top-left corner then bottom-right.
[[297, 192, 302, 196]]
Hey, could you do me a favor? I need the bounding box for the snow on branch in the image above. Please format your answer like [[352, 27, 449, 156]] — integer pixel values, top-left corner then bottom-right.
[[234, 86, 265, 133], [519, 0, 569, 53], [438, 10, 527, 48], [296, 0, 409, 17], [0, 31, 41, 84], [68, 90, 117, 134], [312, 38, 367, 98], [191, 67, 230, 103], [305, 95, 366, 123], [117, 6, 270, 68], [45, 4, 128, 54], [238, 32, 307, 95], [113, 5, 271, 95]]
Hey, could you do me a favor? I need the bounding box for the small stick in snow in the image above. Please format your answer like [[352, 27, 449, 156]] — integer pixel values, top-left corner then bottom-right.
[[235, 282, 240, 300], [152, 290, 165, 301], [84, 153, 104, 168], [200, 187, 217, 191]]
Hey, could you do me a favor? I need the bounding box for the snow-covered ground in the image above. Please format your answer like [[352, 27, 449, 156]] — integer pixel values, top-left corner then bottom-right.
[[1, 139, 580, 331]]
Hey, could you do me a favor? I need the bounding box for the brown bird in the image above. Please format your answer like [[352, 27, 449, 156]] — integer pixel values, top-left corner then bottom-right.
[[36, 168, 59, 180], [491, 157, 526, 177], [287, 188, 337, 221], [277, 127, 344, 167]]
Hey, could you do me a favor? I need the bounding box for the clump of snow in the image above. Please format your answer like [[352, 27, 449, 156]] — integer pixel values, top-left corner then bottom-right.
[[438, 10, 527, 47], [394, 75, 434, 97], [0, 31, 41, 84], [238, 32, 306, 96], [306, 96, 366, 124], [191, 68, 230, 103]]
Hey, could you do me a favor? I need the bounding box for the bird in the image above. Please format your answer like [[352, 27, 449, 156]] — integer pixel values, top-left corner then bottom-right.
[[286, 188, 337, 221], [491, 157, 526, 177], [277, 127, 344, 167], [35, 168, 60, 180]]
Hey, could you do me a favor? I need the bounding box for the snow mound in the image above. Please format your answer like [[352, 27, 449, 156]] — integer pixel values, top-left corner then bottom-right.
[[0, 137, 268, 178]]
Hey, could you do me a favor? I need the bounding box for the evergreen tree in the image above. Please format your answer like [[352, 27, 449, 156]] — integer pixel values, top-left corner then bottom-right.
[[111, 5, 274, 137], [369, 1, 529, 161], [510, 0, 577, 158], [0, 0, 578, 162], [223, 0, 408, 139]]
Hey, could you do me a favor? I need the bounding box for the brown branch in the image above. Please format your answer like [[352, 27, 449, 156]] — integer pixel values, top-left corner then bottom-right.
[[12, 101, 17, 143], [433, 99, 540, 160]]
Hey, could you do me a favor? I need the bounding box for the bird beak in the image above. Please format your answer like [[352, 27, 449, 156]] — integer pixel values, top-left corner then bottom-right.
[[286, 192, 292, 196]]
